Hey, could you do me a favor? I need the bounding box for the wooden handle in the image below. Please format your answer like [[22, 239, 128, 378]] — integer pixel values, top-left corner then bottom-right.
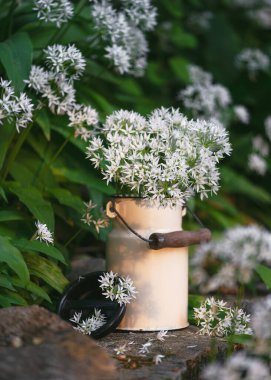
[[149, 228, 212, 250]]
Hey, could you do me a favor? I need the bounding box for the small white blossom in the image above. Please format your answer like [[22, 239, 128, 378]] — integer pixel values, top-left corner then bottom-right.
[[194, 297, 252, 337], [153, 354, 165, 365], [114, 343, 128, 355], [178, 65, 231, 120], [44, 44, 86, 81], [34, 0, 74, 28], [202, 351, 271, 380], [138, 341, 152, 354], [234, 105, 250, 124], [105, 45, 131, 74], [248, 153, 267, 175], [35, 220, 54, 245], [236, 48, 270, 76], [252, 135, 269, 156], [72, 308, 106, 335], [98, 271, 137, 306], [156, 330, 168, 341], [252, 295, 271, 340]]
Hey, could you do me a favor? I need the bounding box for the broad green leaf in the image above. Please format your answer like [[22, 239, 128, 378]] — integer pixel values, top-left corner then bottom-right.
[[47, 187, 84, 213], [221, 167, 271, 203], [25, 252, 69, 293], [36, 109, 51, 141], [13, 239, 66, 264], [12, 277, 51, 303], [52, 164, 115, 195], [0, 123, 15, 170], [8, 182, 54, 231], [1, 290, 28, 306], [0, 210, 24, 222], [0, 236, 29, 284], [87, 90, 115, 114], [0, 274, 15, 291], [0, 32, 33, 93], [255, 264, 271, 289], [0, 186, 8, 202]]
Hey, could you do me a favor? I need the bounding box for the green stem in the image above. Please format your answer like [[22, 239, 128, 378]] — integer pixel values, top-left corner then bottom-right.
[[64, 229, 82, 248], [6, 0, 17, 38], [1, 124, 33, 182]]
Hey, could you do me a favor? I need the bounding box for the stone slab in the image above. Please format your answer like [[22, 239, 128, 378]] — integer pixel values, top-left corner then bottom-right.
[[99, 326, 227, 380]]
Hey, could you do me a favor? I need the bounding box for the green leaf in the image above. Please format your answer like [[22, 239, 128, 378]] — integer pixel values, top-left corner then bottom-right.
[[0, 210, 24, 222], [8, 182, 54, 231], [12, 239, 66, 264], [221, 167, 271, 203], [25, 252, 69, 293], [0, 32, 33, 93], [52, 164, 115, 195], [1, 290, 28, 306], [0, 123, 15, 170], [47, 187, 84, 213], [0, 236, 29, 284], [255, 264, 271, 289], [0, 274, 15, 291], [36, 109, 51, 141], [12, 277, 51, 303], [0, 186, 8, 202]]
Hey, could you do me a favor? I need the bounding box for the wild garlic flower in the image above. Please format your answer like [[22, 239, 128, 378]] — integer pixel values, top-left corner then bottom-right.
[[86, 107, 231, 206], [33, 0, 74, 28], [68, 104, 99, 141], [153, 354, 165, 365], [156, 330, 168, 341], [44, 44, 86, 81], [265, 116, 271, 140], [0, 78, 34, 132], [138, 341, 152, 354], [178, 65, 231, 120], [252, 135, 269, 157], [98, 271, 137, 306], [234, 105, 250, 124], [191, 225, 271, 292], [202, 351, 271, 380], [90, 0, 156, 76], [236, 48, 270, 76], [114, 343, 128, 355], [248, 7, 271, 29], [252, 295, 271, 340], [70, 308, 106, 335], [81, 200, 109, 233], [35, 220, 54, 245], [248, 153, 267, 175], [194, 297, 252, 337]]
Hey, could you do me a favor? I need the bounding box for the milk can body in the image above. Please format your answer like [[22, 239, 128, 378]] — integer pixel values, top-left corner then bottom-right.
[[106, 197, 188, 331]]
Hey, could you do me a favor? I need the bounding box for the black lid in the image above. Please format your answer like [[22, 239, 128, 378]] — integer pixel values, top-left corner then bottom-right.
[[57, 271, 126, 339]]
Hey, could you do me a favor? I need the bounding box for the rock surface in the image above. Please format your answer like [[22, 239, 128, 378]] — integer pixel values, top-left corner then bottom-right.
[[0, 305, 115, 380], [99, 326, 228, 380]]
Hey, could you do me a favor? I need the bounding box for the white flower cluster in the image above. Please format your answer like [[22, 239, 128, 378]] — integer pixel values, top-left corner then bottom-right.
[[248, 7, 271, 29], [90, 0, 157, 76], [98, 271, 138, 306], [191, 225, 271, 293], [86, 108, 231, 206], [25, 45, 98, 138], [233, 105, 250, 124], [81, 200, 109, 233], [178, 65, 232, 121], [248, 135, 269, 176], [70, 309, 106, 335], [35, 220, 54, 245], [0, 78, 34, 132], [203, 351, 271, 380], [33, 0, 74, 28], [236, 48, 270, 76], [194, 297, 252, 337]]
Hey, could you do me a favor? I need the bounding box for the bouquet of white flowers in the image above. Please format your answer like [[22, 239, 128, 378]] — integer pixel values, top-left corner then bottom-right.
[[86, 107, 231, 206]]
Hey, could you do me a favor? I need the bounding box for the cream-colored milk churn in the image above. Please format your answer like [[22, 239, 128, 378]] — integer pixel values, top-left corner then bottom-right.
[[106, 197, 211, 331]]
